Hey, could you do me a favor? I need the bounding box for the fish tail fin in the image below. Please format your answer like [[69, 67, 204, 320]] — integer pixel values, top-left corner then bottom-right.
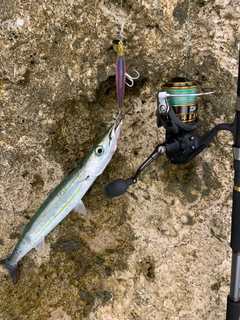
[[0, 258, 18, 284]]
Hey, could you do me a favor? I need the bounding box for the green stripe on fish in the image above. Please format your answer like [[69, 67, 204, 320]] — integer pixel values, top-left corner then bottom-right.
[[0, 117, 123, 284]]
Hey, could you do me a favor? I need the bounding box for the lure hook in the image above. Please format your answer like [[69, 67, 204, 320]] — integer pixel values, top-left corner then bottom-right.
[[125, 69, 140, 87], [113, 110, 123, 123], [113, 105, 133, 123]]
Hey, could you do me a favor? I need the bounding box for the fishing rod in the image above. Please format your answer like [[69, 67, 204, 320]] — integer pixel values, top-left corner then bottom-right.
[[103, 43, 240, 319]]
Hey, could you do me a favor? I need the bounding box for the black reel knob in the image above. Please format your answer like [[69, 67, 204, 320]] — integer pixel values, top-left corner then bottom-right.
[[103, 178, 136, 198]]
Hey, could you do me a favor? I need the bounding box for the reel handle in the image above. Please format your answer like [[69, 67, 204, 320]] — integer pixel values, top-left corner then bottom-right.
[[103, 145, 167, 198]]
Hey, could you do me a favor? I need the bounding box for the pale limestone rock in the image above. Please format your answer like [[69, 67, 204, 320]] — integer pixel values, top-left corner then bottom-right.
[[0, 0, 239, 319]]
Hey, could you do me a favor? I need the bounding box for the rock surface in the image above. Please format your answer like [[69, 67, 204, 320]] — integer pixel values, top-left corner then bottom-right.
[[0, 0, 239, 319]]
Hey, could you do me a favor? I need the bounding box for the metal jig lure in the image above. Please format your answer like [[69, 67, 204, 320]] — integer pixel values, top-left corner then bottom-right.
[[116, 40, 126, 110], [115, 0, 139, 111]]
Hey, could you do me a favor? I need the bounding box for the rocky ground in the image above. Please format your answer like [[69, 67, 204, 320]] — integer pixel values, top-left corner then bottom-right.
[[0, 0, 239, 319]]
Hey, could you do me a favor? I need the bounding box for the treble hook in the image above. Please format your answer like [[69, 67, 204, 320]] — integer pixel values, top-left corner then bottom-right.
[[125, 69, 140, 87]]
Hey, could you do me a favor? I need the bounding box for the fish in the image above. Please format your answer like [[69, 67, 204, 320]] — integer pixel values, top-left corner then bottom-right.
[[116, 41, 126, 110], [0, 116, 123, 284]]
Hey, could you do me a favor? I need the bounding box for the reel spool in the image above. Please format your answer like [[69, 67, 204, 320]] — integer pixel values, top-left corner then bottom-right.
[[157, 77, 214, 133], [161, 77, 198, 127]]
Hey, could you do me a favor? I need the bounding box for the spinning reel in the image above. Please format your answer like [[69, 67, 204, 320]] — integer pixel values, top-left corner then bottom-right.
[[103, 77, 232, 197]]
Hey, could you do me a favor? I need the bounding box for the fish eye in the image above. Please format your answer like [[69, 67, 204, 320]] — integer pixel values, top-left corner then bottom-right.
[[95, 145, 104, 156]]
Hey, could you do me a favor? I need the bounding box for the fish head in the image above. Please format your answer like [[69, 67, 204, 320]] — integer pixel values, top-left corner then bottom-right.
[[88, 116, 124, 177]]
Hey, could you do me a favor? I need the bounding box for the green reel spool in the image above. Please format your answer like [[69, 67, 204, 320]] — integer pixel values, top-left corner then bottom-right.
[[161, 77, 198, 125]]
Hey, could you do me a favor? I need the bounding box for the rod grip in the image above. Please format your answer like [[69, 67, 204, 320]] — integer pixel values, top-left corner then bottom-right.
[[234, 169, 240, 186], [230, 188, 240, 252], [226, 296, 240, 320], [237, 49, 240, 97]]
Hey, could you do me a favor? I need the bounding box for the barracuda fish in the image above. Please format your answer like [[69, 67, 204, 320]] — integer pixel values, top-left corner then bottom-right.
[[0, 117, 123, 284]]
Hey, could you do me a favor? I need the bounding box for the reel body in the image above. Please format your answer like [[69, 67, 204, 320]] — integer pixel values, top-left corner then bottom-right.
[[156, 77, 202, 164]]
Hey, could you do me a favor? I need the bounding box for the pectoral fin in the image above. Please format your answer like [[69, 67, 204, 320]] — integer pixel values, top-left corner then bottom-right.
[[74, 200, 87, 216], [35, 238, 45, 252], [15, 225, 26, 233]]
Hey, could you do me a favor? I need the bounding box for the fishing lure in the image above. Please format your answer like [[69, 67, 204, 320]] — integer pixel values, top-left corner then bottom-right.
[[115, 1, 139, 111], [116, 41, 140, 110], [0, 116, 124, 284], [116, 40, 126, 110]]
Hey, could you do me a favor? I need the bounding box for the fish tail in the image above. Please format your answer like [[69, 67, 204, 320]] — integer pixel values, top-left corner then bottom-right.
[[0, 258, 18, 284]]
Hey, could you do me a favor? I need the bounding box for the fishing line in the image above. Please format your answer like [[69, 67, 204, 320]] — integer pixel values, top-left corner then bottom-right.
[[165, 88, 198, 106], [119, 0, 124, 41], [162, 81, 198, 106], [184, 0, 191, 78]]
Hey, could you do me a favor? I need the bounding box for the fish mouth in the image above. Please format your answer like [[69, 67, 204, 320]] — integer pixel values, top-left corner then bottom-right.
[[114, 116, 124, 130], [109, 116, 124, 141]]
